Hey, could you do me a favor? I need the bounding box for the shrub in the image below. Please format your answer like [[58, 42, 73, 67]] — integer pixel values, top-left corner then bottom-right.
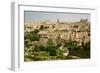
[[33, 52, 49, 61], [25, 31, 40, 41], [33, 55, 48, 61], [64, 41, 79, 50], [39, 45, 46, 51], [47, 46, 57, 56], [30, 34, 40, 41], [56, 42, 62, 47]]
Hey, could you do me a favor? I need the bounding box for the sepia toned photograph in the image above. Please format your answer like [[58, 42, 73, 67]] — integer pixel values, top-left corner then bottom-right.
[[24, 11, 90, 62]]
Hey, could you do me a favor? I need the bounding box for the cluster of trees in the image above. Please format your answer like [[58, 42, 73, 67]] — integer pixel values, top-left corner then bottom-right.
[[24, 37, 63, 61], [24, 29, 90, 61], [24, 27, 90, 61], [63, 41, 90, 58]]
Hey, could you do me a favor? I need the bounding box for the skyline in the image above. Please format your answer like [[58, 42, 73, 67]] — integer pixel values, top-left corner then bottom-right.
[[24, 11, 90, 23]]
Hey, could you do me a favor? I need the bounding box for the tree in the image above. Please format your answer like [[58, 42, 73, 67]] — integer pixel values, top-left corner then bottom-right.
[[33, 29, 39, 34], [47, 39, 55, 47], [40, 25, 44, 30], [83, 41, 90, 50], [47, 39, 57, 56], [39, 45, 46, 51], [64, 41, 79, 50], [47, 46, 57, 56], [34, 45, 40, 52]]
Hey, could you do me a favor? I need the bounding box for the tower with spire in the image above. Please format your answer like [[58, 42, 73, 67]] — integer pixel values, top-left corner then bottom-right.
[[57, 19, 59, 23]]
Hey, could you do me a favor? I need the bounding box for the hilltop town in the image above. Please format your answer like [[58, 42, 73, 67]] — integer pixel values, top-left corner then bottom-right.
[[24, 19, 90, 61]]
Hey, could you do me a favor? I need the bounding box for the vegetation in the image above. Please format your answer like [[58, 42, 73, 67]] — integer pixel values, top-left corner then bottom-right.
[[24, 19, 90, 61]]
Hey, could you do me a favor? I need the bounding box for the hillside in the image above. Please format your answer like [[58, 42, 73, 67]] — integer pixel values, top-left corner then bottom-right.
[[24, 19, 90, 61]]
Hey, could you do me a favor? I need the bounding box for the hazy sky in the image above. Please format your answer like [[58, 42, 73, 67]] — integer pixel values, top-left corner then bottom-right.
[[24, 11, 90, 22]]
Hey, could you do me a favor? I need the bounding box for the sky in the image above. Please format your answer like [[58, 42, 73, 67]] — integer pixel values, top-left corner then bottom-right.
[[24, 11, 90, 23]]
